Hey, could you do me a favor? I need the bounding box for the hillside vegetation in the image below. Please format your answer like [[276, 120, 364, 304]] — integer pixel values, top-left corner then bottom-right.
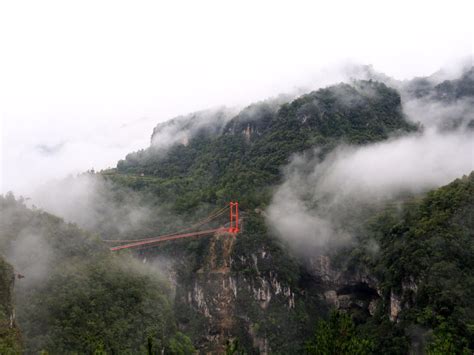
[[115, 81, 415, 210], [329, 173, 474, 353], [0, 193, 193, 354], [1, 70, 472, 354]]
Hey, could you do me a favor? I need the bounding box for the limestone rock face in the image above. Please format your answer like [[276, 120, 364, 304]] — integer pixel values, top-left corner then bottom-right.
[[167, 231, 422, 354], [173, 231, 298, 354], [390, 290, 402, 322], [310, 254, 381, 317]]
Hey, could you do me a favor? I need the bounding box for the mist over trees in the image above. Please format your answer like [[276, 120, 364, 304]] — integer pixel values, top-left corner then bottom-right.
[[1, 67, 473, 353], [0, 193, 193, 353]]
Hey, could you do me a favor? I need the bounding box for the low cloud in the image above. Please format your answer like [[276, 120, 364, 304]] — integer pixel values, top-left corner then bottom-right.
[[266, 127, 474, 253], [404, 97, 474, 131], [28, 174, 155, 237], [35, 142, 66, 156], [6, 229, 53, 287], [150, 107, 236, 152]]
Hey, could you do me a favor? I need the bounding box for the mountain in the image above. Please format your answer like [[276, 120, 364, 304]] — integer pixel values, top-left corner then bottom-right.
[[1, 69, 473, 354], [116, 80, 415, 210], [109, 74, 472, 353], [401, 67, 474, 131], [0, 193, 192, 354], [331, 172, 474, 353], [403, 67, 474, 102]]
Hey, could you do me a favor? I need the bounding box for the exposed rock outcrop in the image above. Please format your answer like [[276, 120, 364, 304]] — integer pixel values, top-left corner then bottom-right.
[[310, 255, 381, 318], [175, 230, 298, 354]]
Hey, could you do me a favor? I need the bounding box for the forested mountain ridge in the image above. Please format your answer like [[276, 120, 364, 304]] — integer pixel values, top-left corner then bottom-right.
[[116, 80, 415, 210], [328, 172, 474, 353], [107, 73, 471, 353], [3, 173, 472, 353], [403, 67, 474, 102], [1, 68, 473, 354], [378, 172, 474, 352], [0, 193, 193, 354]]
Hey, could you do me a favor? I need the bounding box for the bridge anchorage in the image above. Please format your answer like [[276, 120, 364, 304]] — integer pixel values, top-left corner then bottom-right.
[[106, 201, 239, 252]]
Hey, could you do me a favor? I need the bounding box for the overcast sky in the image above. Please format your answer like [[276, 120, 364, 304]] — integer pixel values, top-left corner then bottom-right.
[[1, 0, 473, 195]]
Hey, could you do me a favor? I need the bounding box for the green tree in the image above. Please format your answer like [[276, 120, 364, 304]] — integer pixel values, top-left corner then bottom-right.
[[428, 323, 469, 355], [306, 311, 373, 355], [168, 332, 195, 354]]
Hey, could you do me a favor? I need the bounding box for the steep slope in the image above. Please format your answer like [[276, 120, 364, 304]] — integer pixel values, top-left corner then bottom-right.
[[104, 80, 420, 353], [402, 67, 474, 130], [370, 172, 474, 352], [404, 67, 474, 102], [10, 72, 472, 353], [313, 172, 474, 353], [0, 193, 191, 354], [115, 80, 415, 210]]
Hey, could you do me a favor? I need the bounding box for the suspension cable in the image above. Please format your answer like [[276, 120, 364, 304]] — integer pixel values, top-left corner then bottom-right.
[[110, 228, 226, 251], [103, 204, 229, 243]]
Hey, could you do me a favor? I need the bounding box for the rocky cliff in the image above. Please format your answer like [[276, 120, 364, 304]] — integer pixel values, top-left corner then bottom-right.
[[8, 68, 470, 353]]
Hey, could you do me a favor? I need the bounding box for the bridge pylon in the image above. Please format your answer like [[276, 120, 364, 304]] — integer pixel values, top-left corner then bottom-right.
[[229, 201, 239, 233]]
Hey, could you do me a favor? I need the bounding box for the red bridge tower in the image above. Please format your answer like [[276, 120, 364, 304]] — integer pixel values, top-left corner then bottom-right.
[[229, 201, 239, 233]]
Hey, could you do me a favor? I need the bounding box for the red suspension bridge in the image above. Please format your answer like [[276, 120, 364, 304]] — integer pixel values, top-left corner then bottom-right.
[[106, 202, 239, 251]]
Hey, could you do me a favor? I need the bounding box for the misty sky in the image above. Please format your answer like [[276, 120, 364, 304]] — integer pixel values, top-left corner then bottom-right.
[[1, 0, 473, 195]]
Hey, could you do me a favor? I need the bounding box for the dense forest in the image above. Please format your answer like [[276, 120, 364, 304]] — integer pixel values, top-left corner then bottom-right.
[[0, 68, 473, 354], [115, 80, 415, 211], [0, 193, 194, 354]]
